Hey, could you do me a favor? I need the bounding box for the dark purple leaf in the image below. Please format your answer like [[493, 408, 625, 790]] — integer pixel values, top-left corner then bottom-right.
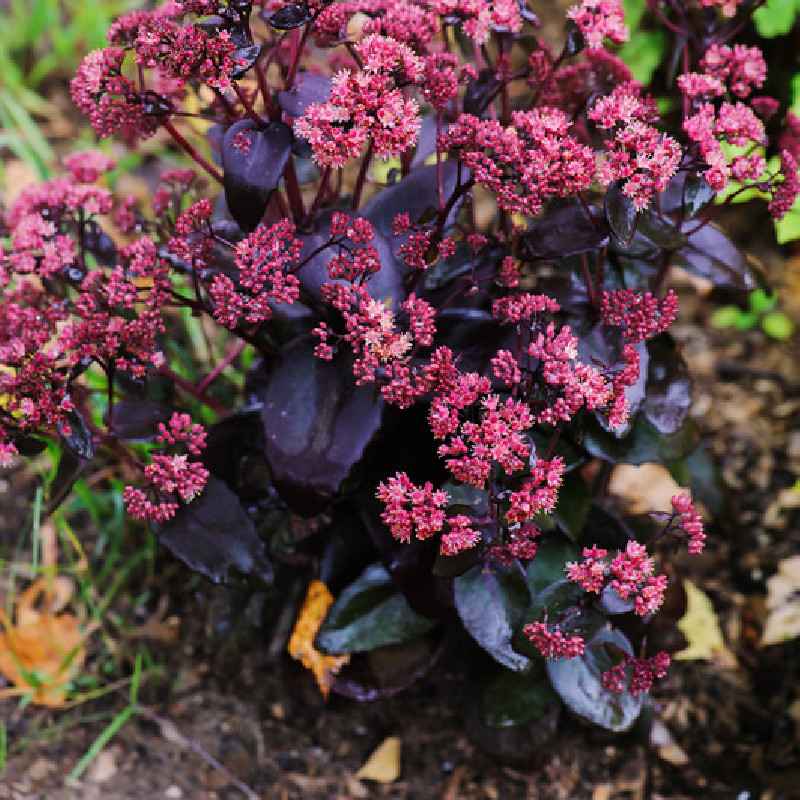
[[296, 208, 403, 309], [330, 630, 445, 700], [318, 509, 378, 594], [674, 222, 755, 291], [45, 450, 86, 517], [155, 475, 273, 584], [521, 204, 609, 260], [267, 2, 311, 29], [202, 408, 272, 501], [315, 563, 437, 654], [57, 406, 94, 460], [465, 692, 559, 763], [360, 502, 454, 618], [598, 584, 635, 614], [431, 545, 482, 578], [222, 120, 292, 233], [412, 114, 447, 167], [278, 72, 332, 117], [253, 335, 383, 514], [563, 20, 585, 56], [605, 180, 638, 246], [644, 338, 692, 435], [141, 91, 172, 118], [9, 431, 47, 457], [229, 44, 262, 80], [463, 69, 500, 116], [482, 669, 559, 728], [362, 162, 461, 242], [434, 308, 510, 376], [546, 627, 642, 731], [107, 400, 169, 442], [83, 221, 117, 267], [576, 325, 648, 436], [637, 211, 687, 250], [455, 562, 532, 671], [682, 173, 715, 219]]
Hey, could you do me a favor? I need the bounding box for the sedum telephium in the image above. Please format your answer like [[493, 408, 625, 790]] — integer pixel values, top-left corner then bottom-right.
[[0, 0, 789, 721]]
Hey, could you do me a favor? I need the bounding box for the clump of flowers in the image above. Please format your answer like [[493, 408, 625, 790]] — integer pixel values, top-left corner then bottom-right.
[[124, 413, 209, 522], [0, 0, 792, 731]]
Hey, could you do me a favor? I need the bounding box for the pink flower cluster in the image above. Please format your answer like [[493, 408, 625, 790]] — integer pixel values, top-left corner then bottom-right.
[[601, 289, 679, 427], [670, 493, 706, 554], [566, 0, 628, 49], [602, 652, 670, 696], [440, 110, 595, 217], [376, 472, 449, 544], [683, 101, 766, 192], [71, 47, 151, 139], [505, 458, 565, 524], [700, 45, 766, 98], [602, 289, 679, 344], [431, 0, 522, 44], [524, 621, 586, 660], [440, 514, 482, 555], [589, 85, 681, 210], [211, 219, 302, 328], [430, 376, 532, 487], [528, 323, 611, 425], [567, 541, 667, 616], [295, 35, 422, 168], [124, 412, 209, 522]]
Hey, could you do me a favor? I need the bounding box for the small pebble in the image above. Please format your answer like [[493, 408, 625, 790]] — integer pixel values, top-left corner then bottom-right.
[[165, 785, 183, 799]]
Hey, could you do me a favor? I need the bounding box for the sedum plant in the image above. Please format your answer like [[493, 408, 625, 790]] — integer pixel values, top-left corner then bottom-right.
[[0, 0, 796, 735]]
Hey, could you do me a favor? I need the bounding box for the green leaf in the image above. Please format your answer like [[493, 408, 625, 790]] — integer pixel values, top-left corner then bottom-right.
[[455, 562, 532, 671], [525, 536, 579, 596], [762, 311, 794, 340], [482, 669, 558, 728], [753, 0, 800, 37], [615, 30, 666, 86], [316, 564, 437, 655], [749, 289, 777, 315], [733, 311, 758, 331], [553, 473, 592, 540], [775, 203, 800, 244], [710, 305, 742, 329], [583, 414, 700, 465], [546, 628, 643, 731]]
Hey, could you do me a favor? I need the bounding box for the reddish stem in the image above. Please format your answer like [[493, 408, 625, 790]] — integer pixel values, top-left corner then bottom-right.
[[163, 120, 223, 184], [198, 339, 247, 392], [157, 365, 228, 416], [351, 141, 374, 211]]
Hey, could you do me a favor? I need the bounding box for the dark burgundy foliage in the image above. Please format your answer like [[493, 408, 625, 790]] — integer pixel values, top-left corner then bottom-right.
[[222, 120, 293, 232]]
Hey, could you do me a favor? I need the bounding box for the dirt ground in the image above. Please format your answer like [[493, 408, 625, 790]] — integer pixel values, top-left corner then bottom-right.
[[1, 211, 799, 799]]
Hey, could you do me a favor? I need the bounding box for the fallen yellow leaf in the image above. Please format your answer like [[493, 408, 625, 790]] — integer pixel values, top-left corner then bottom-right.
[[356, 736, 401, 783], [0, 578, 87, 707], [287, 579, 349, 699], [761, 554, 800, 647], [674, 580, 734, 664]]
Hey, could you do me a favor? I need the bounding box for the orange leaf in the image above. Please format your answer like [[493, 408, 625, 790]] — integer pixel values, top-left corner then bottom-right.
[[0, 578, 87, 707], [287, 579, 349, 699]]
